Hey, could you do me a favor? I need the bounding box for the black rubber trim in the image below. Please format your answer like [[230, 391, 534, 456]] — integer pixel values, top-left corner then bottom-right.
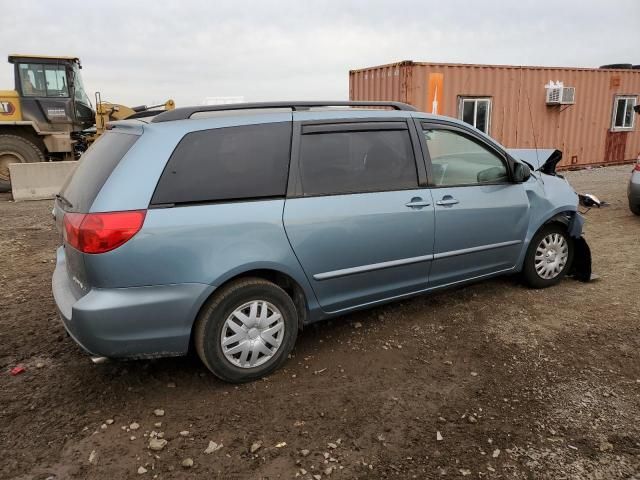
[[301, 121, 408, 134]]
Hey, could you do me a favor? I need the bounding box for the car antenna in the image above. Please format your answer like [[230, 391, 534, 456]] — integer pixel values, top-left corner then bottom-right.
[[526, 91, 543, 184], [526, 91, 540, 168]]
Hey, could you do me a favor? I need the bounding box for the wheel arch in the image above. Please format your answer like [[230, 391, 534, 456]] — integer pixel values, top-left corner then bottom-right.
[[221, 268, 309, 329], [192, 264, 314, 335], [542, 211, 573, 230], [530, 208, 581, 239], [517, 208, 581, 270]]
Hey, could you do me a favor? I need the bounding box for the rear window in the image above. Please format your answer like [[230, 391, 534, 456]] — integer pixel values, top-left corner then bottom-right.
[[151, 122, 291, 205], [60, 131, 139, 212]]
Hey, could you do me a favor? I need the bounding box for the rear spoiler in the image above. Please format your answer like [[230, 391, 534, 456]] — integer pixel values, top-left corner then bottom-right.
[[103, 120, 145, 135], [507, 149, 563, 175]]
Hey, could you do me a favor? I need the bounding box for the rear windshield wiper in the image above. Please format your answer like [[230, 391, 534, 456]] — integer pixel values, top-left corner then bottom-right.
[[55, 193, 73, 209]]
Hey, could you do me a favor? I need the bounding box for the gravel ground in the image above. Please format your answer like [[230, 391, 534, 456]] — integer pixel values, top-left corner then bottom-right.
[[0, 165, 639, 480]]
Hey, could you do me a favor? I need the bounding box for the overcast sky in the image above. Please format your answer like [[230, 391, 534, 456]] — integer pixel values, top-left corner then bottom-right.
[[2, 0, 639, 107]]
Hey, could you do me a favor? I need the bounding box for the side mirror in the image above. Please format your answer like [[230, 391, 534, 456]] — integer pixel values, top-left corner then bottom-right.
[[513, 162, 531, 183], [477, 166, 509, 183]]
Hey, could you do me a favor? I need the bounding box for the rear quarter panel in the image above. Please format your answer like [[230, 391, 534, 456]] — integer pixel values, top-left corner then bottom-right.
[[78, 113, 326, 327], [82, 198, 320, 313], [85, 200, 298, 281]]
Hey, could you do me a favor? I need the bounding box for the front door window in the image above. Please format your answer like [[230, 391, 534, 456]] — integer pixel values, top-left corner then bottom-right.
[[423, 129, 508, 186]]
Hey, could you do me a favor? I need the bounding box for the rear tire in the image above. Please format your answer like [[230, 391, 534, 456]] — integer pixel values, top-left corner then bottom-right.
[[630, 202, 640, 216], [0, 134, 45, 192], [523, 224, 574, 289], [194, 278, 298, 383]]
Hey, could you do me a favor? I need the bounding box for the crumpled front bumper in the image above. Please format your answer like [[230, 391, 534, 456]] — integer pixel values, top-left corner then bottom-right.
[[569, 236, 592, 282], [566, 212, 592, 282]]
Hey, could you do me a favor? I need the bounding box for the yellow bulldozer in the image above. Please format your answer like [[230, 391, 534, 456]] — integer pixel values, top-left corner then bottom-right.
[[0, 54, 174, 191]]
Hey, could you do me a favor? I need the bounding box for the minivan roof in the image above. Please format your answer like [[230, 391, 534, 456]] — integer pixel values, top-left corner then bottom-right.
[[111, 102, 506, 152], [151, 101, 417, 123], [113, 105, 496, 147]]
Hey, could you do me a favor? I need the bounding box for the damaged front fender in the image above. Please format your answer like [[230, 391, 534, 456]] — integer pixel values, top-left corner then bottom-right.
[[509, 149, 594, 283], [567, 211, 585, 238]]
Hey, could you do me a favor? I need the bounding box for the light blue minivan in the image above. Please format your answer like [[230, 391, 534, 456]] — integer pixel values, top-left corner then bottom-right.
[[52, 101, 591, 382]]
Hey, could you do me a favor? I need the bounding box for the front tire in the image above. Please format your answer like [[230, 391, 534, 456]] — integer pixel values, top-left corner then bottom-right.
[[194, 278, 298, 383], [0, 134, 45, 192], [630, 202, 640, 216], [523, 224, 574, 289]]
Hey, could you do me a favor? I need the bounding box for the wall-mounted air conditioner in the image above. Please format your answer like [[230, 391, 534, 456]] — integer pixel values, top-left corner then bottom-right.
[[545, 81, 575, 105]]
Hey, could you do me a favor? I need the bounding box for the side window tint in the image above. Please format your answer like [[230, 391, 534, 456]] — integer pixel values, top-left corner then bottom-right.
[[299, 129, 417, 196], [60, 132, 139, 213], [152, 122, 291, 205], [423, 129, 508, 186]]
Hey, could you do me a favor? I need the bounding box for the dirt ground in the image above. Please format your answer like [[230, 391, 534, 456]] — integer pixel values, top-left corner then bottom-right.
[[1, 165, 639, 480]]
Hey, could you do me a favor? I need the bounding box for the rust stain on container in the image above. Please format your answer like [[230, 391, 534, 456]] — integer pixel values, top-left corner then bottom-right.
[[349, 61, 640, 168], [427, 73, 444, 114], [605, 131, 628, 163]]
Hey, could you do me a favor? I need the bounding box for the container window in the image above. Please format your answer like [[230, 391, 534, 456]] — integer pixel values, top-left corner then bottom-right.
[[298, 129, 417, 196], [612, 96, 636, 131], [151, 122, 292, 205], [423, 129, 508, 187], [458, 97, 492, 134]]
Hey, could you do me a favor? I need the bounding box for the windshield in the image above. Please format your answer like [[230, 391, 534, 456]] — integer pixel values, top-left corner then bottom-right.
[[72, 64, 92, 107]]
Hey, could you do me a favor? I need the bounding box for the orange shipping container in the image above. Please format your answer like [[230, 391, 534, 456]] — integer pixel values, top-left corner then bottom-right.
[[349, 61, 640, 168]]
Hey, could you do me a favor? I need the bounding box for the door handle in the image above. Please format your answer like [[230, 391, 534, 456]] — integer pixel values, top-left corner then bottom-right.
[[436, 197, 459, 206], [405, 197, 431, 209]]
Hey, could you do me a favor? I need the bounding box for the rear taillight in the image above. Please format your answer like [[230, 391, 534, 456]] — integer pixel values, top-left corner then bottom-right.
[[63, 210, 146, 254], [634, 161, 640, 172]]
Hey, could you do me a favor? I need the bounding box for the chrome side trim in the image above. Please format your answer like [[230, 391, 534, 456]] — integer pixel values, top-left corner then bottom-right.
[[313, 240, 522, 281], [433, 240, 522, 260], [313, 254, 434, 281], [324, 266, 516, 315]]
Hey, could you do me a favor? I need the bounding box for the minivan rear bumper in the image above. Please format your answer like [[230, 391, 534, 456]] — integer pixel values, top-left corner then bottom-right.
[[52, 247, 213, 359]]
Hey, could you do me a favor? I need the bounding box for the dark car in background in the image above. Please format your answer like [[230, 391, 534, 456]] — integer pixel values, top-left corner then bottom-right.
[[629, 158, 640, 215]]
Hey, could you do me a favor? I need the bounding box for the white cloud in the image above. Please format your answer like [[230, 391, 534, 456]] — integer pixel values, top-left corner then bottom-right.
[[1, 0, 638, 107]]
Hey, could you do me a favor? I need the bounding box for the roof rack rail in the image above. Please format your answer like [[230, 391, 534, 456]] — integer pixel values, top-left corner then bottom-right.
[[151, 101, 417, 123]]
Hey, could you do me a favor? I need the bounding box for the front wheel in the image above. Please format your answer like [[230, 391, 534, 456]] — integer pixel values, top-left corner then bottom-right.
[[523, 225, 574, 289], [194, 278, 298, 383]]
